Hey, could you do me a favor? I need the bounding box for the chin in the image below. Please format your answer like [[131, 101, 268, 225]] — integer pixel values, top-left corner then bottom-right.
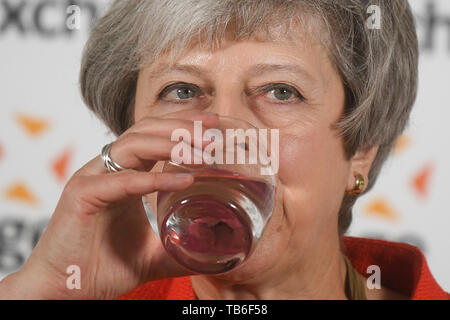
[[210, 233, 283, 283]]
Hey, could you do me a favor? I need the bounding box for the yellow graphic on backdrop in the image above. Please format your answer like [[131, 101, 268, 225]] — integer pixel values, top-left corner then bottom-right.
[[365, 198, 399, 221], [16, 113, 50, 137], [4, 182, 38, 205], [395, 135, 411, 153]]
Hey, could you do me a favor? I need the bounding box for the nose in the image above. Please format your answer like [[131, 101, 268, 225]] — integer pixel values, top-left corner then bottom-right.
[[204, 87, 255, 124]]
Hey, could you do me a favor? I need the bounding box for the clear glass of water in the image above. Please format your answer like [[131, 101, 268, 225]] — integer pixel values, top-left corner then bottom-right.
[[157, 116, 277, 274]]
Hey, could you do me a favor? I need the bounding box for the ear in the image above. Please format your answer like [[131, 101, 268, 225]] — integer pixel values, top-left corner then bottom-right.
[[346, 145, 379, 192]]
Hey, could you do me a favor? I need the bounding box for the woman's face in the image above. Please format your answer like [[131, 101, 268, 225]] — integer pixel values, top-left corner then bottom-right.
[[134, 29, 361, 282]]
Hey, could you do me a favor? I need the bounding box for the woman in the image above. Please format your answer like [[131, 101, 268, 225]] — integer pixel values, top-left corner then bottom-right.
[[0, 0, 448, 300]]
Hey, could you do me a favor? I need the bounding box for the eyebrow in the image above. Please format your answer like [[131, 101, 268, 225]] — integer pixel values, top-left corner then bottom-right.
[[149, 64, 207, 78], [246, 63, 315, 82], [149, 63, 316, 83]]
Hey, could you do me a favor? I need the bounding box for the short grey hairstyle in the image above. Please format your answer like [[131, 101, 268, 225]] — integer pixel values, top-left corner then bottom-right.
[[80, 0, 418, 235]]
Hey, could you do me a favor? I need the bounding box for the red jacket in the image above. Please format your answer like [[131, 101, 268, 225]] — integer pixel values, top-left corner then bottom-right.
[[117, 236, 450, 300]]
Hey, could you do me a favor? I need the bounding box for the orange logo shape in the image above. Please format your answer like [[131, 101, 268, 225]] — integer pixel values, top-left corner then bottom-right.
[[16, 113, 50, 137], [411, 164, 434, 199], [394, 135, 411, 153], [365, 198, 398, 221], [52, 148, 73, 182], [4, 182, 38, 205]]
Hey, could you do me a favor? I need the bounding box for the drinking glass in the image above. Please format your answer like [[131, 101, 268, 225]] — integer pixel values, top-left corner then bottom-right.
[[157, 116, 277, 274]]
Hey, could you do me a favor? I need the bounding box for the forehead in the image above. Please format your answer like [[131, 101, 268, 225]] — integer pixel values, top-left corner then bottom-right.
[[142, 22, 334, 91], [147, 18, 331, 71], [141, 12, 330, 68]]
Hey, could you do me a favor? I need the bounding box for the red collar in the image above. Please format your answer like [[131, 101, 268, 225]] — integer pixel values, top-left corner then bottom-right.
[[117, 236, 449, 300]]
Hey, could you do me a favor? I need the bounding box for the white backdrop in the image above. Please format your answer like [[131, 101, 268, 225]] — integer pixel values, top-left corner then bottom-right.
[[0, 0, 449, 292]]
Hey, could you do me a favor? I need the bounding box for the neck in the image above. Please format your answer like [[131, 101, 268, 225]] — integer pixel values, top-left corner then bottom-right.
[[191, 235, 349, 300]]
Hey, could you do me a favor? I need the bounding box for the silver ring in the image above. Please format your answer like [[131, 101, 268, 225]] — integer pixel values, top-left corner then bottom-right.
[[101, 142, 126, 172]]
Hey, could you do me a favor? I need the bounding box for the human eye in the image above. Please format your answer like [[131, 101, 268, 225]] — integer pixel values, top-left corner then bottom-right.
[[158, 82, 204, 103], [259, 83, 305, 104]]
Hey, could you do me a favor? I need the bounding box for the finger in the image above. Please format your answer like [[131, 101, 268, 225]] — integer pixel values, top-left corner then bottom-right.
[[107, 134, 205, 171], [108, 134, 178, 171], [72, 171, 193, 215], [160, 109, 219, 124], [77, 140, 205, 177], [79, 128, 211, 176], [77, 112, 219, 176], [111, 134, 211, 172], [130, 114, 218, 138], [108, 116, 219, 171], [130, 119, 216, 148]]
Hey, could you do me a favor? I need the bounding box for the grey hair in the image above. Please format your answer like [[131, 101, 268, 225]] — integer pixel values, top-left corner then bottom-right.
[[80, 0, 418, 235]]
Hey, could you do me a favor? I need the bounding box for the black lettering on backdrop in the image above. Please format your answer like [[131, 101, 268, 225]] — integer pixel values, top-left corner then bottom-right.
[[0, 0, 26, 34], [0, 218, 26, 272], [416, 0, 450, 52], [0, 216, 49, 273], [34, 0, 58, 37], [0, 0, 100, 37], [1, 0, 450, 52]]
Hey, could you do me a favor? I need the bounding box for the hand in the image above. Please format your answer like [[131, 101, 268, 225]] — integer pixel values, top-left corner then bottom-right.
[[0, 111, 218, 299]]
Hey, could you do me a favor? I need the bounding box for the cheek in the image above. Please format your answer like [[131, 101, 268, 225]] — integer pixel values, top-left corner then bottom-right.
[[232, 128, 350, 276], [134, 75, 163, 122], [134, 94, 155, 123], [276, 128, 350, 228]]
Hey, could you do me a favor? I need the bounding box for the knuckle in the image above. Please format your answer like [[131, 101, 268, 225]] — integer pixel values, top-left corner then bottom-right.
[[135, 116, 156, 128], [148, 173, 161, 188], [117, 132, 140, 147], [63, 175, 86, 195], [61, 176, 97, 215], [111, 133, 142, 166], [116, 171, 140, 197]]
